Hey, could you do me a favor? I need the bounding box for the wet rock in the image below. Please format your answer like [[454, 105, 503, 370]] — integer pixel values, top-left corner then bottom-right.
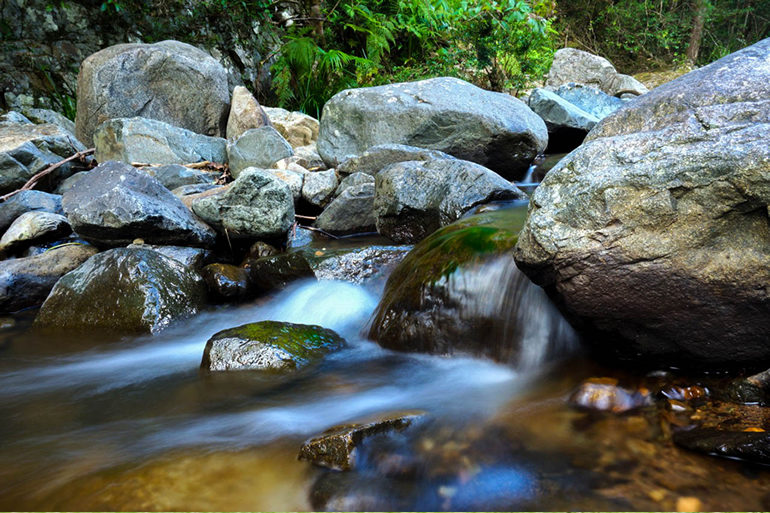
[[201, 320, 345, 372], [374, 158, 525, 243], [334, 172, 374, 197], [298, 412, 426, 470], [263, 107, 319, 148], [673, 428, 770, 465], [34, 247, 207, 335], [287, 225, 326, 250], [93, 117, 227, 166], [369, 206, 574, 362], [721, 369, 770, 404], [315, 183, 376, 236], [76, 40, 231, 146], [22, 108, 78, 139], [241, 241, 279, 265], [141, 164, 218, 190], [515, 39, 770, 370], [311, 246, 411, 284], [191, 168, 294, 239], [569, 378, 652, 413], [0, 190, 63, 232], [302, 169, 338, 208], [125, 243, 212, 270], [553, 83, 625, 120], [201, 263, 251, 301], [336, 144, 455, 177], [226, 86, 272, 140], [0, 122, 89, 194], [249, 251, 315, 292], [63, 161, 217, 247], [318, 77, 548, 179], [0, 211, 71, 253], [0, 242, 98, 313], [545, 48, 649, 97], [227, 126, 294, 178]]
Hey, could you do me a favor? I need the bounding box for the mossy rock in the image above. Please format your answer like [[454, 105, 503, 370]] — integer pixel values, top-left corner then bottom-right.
[[368, 204, 529, 359], [201, 320, 346, 372], [33, 248, 207, 335]]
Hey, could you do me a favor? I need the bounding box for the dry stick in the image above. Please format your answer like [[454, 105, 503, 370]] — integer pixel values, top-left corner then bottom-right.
[[0, 148, 95, 202], [298, 224, 340, 239], [295, 214, 317, 220]]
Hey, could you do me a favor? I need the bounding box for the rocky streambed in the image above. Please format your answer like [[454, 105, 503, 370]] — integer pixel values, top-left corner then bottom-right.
[[1, 36, 770, 511]]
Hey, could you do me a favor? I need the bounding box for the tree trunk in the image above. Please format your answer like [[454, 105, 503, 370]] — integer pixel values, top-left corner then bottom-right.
[[310, 0, 326, 47], [686, 0, 708, 64]]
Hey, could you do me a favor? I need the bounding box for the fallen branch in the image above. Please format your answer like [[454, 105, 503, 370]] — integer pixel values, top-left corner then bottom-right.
[[296, 224, 339, 239], [0, 148, 95, 202], [295, 214, 317, 220]]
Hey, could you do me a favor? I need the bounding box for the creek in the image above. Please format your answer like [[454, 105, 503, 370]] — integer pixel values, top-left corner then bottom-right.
[[1, 201, 770, 510]]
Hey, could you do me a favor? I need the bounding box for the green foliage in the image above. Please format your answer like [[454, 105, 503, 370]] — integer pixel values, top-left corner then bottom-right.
[[40, 65, 77, 121], [273, 0, 558, 114]]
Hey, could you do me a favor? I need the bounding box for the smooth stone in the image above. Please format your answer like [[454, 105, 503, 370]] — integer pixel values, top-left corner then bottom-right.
[[54, 171, 89, 195], [0, 243, 98, 313], [545, 48, 649, 97], [336, 144, 455, 177], [125, 243, 213, 270], [0, 211, 71, 253], [674, 428, 770, 465], [63, 161, 217, 247], [0, 190, 62, 233], [200, 263, 251, 301], [171, 183, 223, 201], [76, 40, 230, 146], [93, 117, 227, 165], [191, 168, 294, 239], [266, 168, 305, 202], [226, 86, 272, 140], [200, 320, 345, 372], [553, 82, 625, 119], [33, 248, 207, 335], [528, 88, 599, 132], [374, 158, 526, 243], [227, 126, 294, 178]]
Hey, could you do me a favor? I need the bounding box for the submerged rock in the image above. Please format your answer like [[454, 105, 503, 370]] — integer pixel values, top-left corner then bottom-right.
[[569, 378, 652, 413], [0, 242, 98, 313], [298, 412, 426, 471], [515, 39, 770, 370], [674, 428, 770, 465], [374, 158, 525, 243], [201, 320, 345, 372], [76, 40, 231, 146], [93, 117, 228, 166], [34, 248, 207, 335], [318, 77, 548, 179], [63, 161, 217, 247]]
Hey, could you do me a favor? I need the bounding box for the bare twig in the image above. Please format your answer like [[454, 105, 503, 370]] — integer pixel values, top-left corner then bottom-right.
[[295, 214, 317, 220], [297, 224, 339, 239], [0, 148, 95, 202]]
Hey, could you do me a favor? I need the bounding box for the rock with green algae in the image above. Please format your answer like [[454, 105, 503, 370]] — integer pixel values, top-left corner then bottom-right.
[[369, 204, 543, 360], [201, 320, 345, 372], [33, 247, 207, 335]]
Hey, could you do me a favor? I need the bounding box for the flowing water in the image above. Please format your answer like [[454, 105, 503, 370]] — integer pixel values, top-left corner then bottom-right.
[[1, 202, 770, 510]]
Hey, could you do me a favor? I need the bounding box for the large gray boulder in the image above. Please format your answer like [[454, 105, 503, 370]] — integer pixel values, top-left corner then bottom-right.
[[514, 39, 770, 370], [528, 88, 599, 132], [93, 117, 228, 165], [63, 161, 217, 247], [0, 123, 88, 194], [34, 248, 207, 335], [318, 77, 548, 179], [545, 48, 648, 97], [0, 243, 98, 313], [336, 144, 454, 177], [227, 126, 294, 178], [76, 40, 231, 146], [553, 83, 625, 119], [374, 158, 526, 243], [192, 167, 295, 239]]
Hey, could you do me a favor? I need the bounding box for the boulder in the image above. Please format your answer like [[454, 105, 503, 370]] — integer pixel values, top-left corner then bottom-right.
[[374, 158, 526, 243], [141, 164, 218, 191], [125, 243, 213, 270], [514, 39, 770, 370], [336, 144, 454, 177], [369, 207, 575, 363], [315, 182, 376, 235], [318, 77, 548, 179], [263, 107, 320, 148], [0, 242, 98, 313], [93, 117, 227, 165], [528, 88, 599, 151], [191, 167, 295, 239], [674, 428, 770, 466], [552, 83, 625, 120], [545, 48, 649, 97], [76, 40, 231, 146], [227, 126, 294, 178], [334, 172, 374, 197], [54, 171, 89, 195], [0, 211, 71, 253], [226, 86, 272, 140], [302, 169, 338, 208], [63, 161, 217, 247], [200, 320, 345, 372], [0, 190, 62, 232], [0, 123, 88, 194], [34, 248, 207, 335], [200, 263, 251, 301]]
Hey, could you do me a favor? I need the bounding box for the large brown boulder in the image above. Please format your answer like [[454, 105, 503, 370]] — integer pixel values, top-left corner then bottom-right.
[[514, 39, 770, 370], [75, 40, 230, 146]]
